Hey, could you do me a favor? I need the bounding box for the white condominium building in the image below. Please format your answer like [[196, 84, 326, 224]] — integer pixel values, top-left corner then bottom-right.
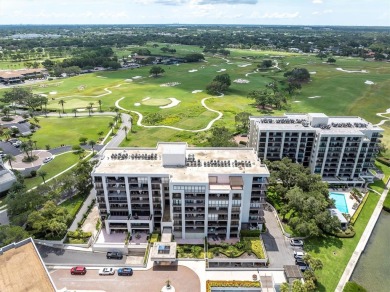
[[248, 113, 383, 187], [92, 143, 269, 240]]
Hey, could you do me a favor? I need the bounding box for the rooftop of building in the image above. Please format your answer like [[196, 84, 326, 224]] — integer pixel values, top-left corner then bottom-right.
[[250, 113, 383, 135], [0, 68, 47, 79], [0, 238, 56, 292], [93, 143, 269, 182]]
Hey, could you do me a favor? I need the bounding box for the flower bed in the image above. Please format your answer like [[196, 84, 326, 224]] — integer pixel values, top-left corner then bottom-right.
[[206, 280, 260, 292]]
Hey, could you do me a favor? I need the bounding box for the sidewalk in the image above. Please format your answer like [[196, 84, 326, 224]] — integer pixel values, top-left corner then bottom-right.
[[336, 178, 390, 291], [68, 189, 96, 232]]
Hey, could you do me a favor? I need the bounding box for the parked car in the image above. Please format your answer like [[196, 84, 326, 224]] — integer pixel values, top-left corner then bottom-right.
[[293, 251, 306, 259], [43, 157, 54, 164], [290, 239, 304, 247], [0, 151, 6, 158], [99, 267, 115, 276], [296, 260, 310, 271], [70, 266, 87, 275], [18, 119, 28, 124], [8, 138, 18, 143], [118, 268, 133, 276], [12, 140, 22, 147], [106, 251, 123, 259]]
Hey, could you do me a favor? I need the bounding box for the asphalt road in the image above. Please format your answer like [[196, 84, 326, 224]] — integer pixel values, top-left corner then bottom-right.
[[262, 209, 297, 268], [36, 244, 126, 266]]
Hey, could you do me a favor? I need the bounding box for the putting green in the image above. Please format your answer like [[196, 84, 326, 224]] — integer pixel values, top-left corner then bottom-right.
[[142, 99, 171, 106]]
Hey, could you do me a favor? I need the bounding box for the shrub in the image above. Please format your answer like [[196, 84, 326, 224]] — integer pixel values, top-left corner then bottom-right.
[[376, 157, 390, 167], [30, 170, 37, 177], [239, 141, 247, 146], [206, 280, 261, 292], [240, 230, 260, 237], [1, 117, 14, 122], [45, 144, 51, 150], [350, 194, 370, 225], [335, 227, 356, 238]]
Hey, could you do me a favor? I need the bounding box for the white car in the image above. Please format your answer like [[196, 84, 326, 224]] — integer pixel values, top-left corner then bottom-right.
[[98, 267, 115, 276], [12, 140, 22, 147], [43, 157, 54, 164], [290, 239, 304, 247], [294, 251, 306, 259]]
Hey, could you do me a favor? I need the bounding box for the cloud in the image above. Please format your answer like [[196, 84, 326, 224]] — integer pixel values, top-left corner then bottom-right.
[[312, 9, 332, 15], [252, 11, 300, 19], [312, 0, 323, 3], [198, 0, 258, 4]]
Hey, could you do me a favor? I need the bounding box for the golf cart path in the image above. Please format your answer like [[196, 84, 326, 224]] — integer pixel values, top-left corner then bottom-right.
[[115, 95, 223, 132], [375, 108, 390, 126]]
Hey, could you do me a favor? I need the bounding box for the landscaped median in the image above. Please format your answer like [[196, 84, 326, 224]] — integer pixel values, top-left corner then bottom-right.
[[206, 280, 260, 292]]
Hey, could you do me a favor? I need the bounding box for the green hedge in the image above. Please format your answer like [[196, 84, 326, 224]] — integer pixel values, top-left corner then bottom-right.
[[334, 227, 356, 238], [376, 157, 390, 167], [383, 194, 390, 212], [240, 230, 260, 237], [350, 193, 370, 225]]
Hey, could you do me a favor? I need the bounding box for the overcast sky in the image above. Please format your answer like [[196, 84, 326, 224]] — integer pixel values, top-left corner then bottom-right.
[[0, 0, 389, 26]]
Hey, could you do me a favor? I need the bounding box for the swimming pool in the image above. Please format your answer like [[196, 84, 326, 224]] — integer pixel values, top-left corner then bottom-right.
[[329, 192, 349, 214]]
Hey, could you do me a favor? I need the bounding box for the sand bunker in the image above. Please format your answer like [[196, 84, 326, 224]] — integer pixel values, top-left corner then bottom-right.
[[364, 80, 375, 85], [310, 72, 317, 74], [49, 91, 57, 95], [336, 68, 368, 73], [192, 90, 203, 94], [160, 98, 181, 109], [39, 94, 48, 97], [308, 96, 321, 99], [293, 101, 302, 103], [188, 69, 198, 73], [97, 76, 107, 78], [238, 64, 252, 68], [286, 62, 290, 65], [142, 97, 151, 101], [233, 79, 250, 84], [132, 76, 143, 79], [125, 79, 133, 82], [134, 103, 141, 106], [160, 82, 180, 87], [217, 69, 227, 73]]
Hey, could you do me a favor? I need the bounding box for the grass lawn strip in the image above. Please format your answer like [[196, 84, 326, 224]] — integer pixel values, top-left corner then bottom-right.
[[305, 192, 380, 291], [25, 151, 92, 190]]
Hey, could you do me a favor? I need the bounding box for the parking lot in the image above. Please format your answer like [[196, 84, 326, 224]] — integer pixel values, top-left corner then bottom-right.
[[50, 265, 200, 292]]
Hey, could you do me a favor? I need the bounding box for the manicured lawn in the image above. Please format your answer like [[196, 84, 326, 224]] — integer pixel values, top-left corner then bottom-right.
[[59, 193, 87, 219], [30, 116, 112, 149], [24, 151, 84, 189], [305, 192, 380, 292]]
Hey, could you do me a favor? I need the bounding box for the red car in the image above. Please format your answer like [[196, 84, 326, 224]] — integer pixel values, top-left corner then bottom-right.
[[70, 266, 87, 275]]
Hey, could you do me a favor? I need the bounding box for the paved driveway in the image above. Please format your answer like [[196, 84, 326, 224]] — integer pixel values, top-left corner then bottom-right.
[[50, 265, 200, 292], [262, 209, 296, 268]]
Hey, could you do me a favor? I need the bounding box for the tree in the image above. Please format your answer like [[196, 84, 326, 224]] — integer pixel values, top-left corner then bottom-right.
[[206, 81, 228, 95], [0, 225, 30, 248], [213, 73, 231, 87], [98, 99, 102, 112], [20, 142, 32, 160], [58, 100, 66, 113], [207, 126, 236, 147], [3, 154, 15, 169], [88, 102, 94, 116], [291, 279, 305, 292], [284, 68, 310, 84], [88, 140, 96, 154], [37, 170, 47, 184], [258, 59, 273, 69], [41, 59, 55, 70], [72, 108, 78, 117], [2, 87, 33, 113], [184, 53, 205, 62], [79, 137, 88, 144], [280, 283, 289, 292], [235, 112, 251, 133], [149, 66, 165, 77], [123, 125, 128, 140], [2, 107, 11, 119], [327, 57, 336, 64], [108, 121, 115, 134], [247, 90, 271, 109]]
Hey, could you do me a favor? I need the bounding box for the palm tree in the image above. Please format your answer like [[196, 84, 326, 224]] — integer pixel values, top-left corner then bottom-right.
[[37, 170, 47, 184], [123, 125, 128, 140], [33, 117, 39, 124], [58, 100, 66, 113], [20, 142, 32, 160], [72, 108, 78, 117], [44, 100, 48, 117], [58, 110, 62, 118], [3, 154, 15, 169], [98, 100, 102, 112], [2, 107, 10, 119], [88, 140, 96, 154], [108, 121, 115, 134], [89, 102, 94, 115]]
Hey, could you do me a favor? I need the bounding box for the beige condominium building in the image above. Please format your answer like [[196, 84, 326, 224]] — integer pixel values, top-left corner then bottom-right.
[[248, 113, 383, 187], [92, 142, 269, 240]]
